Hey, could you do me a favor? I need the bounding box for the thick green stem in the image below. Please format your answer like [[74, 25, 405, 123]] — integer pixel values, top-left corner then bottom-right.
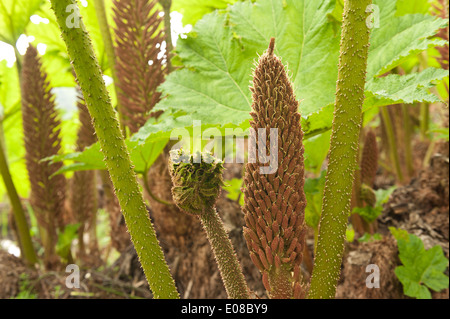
[[417, 52, 430, 141], [401, 104, 414, 178], [92, 0, 126, 135], [159, 0, 173, 72], [13, 46, 22, 82], [0, 139, 38, 266], [200, 207, 250, 299], [142, 171, 174, 206], [50, 0, 178, 298], [420, 103, 430, 140], [380, 106, 404, 182], [308, 0, 372, 299]]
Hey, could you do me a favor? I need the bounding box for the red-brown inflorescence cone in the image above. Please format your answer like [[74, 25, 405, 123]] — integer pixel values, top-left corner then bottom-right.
[[433, 0, 449, 71], [70, 83, 99, 263], [360, 130, 378, 187], [21, 45, 66, 269], [242, 38, 307, 299], [113, 0, 166, 133]]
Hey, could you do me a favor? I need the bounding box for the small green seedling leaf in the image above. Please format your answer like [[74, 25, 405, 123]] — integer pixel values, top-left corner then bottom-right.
[[353, 186, 396, 223], [358, 232, 383, 243], [56, 223, 80, 261], [346, 225, 355, 243], [390, 227, 449, 299]]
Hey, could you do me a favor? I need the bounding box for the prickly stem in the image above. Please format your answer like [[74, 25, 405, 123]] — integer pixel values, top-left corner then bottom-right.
[[308, 0, 372, 299], [49, 0, 179, 298], [0, 139, 38, 266], [200, 207, 250, 299]]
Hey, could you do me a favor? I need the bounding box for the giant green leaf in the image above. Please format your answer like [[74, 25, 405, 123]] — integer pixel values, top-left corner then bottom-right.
[[0, 60, 20, 117], [0, 61, 29, 199], [0, 0, 44, 44], [26, 0, 116, 87], [154, 0, 448, 135], [154, 0, 340, 126], [47, 137, 169, 176], [24, 1, 74, 87], [364, 68, 449, 110], [367, 0, 447, 78], [396, 0, 431, 16], [172, 0, 237, 26]]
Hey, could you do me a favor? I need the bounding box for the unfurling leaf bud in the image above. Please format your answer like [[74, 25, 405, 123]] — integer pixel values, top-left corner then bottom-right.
[[168, 149, 249, 298], [168, 149, 224, 216]]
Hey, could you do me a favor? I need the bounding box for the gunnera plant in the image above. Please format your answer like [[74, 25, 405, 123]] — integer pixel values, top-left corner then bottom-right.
[[21, 45, 66, 270], [113, 0, 166, 134], [168, 149, 250, 299], [242, 38, 307, 299]]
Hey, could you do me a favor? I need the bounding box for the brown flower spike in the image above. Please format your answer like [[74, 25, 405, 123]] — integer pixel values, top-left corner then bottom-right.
[[70, 84, 99, 262], [360, 130, 378, 187], [21, 45, 66, 269], [433, 0, 449, 70], [243, 38, 307, 299], [113, 0, 166, 133]]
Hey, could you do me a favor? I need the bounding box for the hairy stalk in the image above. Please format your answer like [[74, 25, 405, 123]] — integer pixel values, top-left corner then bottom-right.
[[401, 104, 414, 178], [420, 103, 430, 140], [200, 207, 249, 299], [159, 0, 173, 72], [308, 0, 372, 299], [243, 38, 307, 299], [169, 150, 250, 299], [21, 46, 66, 270], [92, 0, 125, 134], [112, 0, 166, 134], [50, 0, 179, 298], [380, 106, 404, 182], [0, 138, 38, 266], [416, 52, 431, 141], [142, 171, 174, 206], [13, 47, 22, 82]]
